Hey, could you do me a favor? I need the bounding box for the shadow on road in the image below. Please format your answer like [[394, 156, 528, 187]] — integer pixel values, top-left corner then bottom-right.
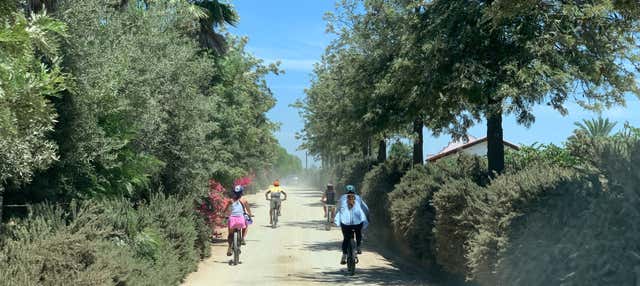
[[295, 193, 323, 199], [304, 201, 324, 207], [300, 240, 340, 252], [285, 266, 433, 286], [283, 219, 327, 231], [247, 202, 261, 209]]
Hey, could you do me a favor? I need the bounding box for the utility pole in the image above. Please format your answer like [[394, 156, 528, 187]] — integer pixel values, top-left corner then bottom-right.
[[305, 151, 308, 169]]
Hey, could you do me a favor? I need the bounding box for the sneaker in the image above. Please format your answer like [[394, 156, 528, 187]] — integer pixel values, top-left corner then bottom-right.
[[357, 246, 362, 254], [340, 254, 347, 265], [226, 246, 232, 256]]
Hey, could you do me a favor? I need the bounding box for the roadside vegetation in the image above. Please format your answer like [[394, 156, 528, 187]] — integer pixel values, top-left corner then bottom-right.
[[0, 1, 300, 285], [298, 1, 640, 285]]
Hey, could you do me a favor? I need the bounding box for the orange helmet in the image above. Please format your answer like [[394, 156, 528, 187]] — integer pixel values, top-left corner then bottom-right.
[[273, 180, 280, 186]]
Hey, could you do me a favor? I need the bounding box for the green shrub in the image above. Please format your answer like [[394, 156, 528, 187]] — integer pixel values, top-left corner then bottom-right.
[[102, 194, 207, 277], [429, 154, 488, 276], [334, 157, 376, 194], [361, 157, 411, 225], [465, 163, 581, 284], [505, 142, 580, 172], [433, 176, 485, 276], [387, 165, 437, 262], [143, 194, 201, 275], [0, 195, 210, 286], [479, 133, 640, 286], [192, 211, 212, 260], [0, 203, 128, 286]]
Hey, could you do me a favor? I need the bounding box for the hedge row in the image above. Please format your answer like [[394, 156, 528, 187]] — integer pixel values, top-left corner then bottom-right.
[[334, 157, 377, 194], [345, 132, 639, 285], [0, 195, 209, 286], [361, 157, 411, 225], [481, 134, 640, 286], [390, 155, 488, 272]]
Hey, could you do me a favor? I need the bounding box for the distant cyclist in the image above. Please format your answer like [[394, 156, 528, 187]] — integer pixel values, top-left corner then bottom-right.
[[223, 185, 253, 256], [321, 183, 337, 219], [334, 184, 369, 265], [265, 180, 287, 225]]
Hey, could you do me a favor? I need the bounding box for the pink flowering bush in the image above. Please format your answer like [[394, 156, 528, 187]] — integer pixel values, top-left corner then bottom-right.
[[197, 179, 229, 238], [196, 176, 254, 238], [234, 175, 253, 188]]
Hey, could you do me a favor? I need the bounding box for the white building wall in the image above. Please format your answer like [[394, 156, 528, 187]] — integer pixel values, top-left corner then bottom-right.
[[461, 141, 488, 156]]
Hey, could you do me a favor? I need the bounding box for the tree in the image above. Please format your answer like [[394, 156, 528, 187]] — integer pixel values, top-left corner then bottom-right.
[[205, 36, 281, 185], [191, 0, 239, 53], [388, 140, 411, 160], [298, 0, 406, 165], [6, 0, 281, 207], [574, 117, 617, 138], [272, 146, 303, 178], [56, 0, 239, 53], [421, 0, 640, 176], [0, 10, 67, 219]]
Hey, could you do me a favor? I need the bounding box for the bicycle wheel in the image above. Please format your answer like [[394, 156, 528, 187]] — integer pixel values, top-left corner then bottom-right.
[[347, 238, 356, 275], [233, 230, 240, 265], [271, 207, 277, 228], [325, 207, 332, 231]]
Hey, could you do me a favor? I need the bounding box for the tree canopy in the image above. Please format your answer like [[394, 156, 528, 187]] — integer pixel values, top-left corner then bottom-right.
[[297, 0, 640, 175], [1, 0, 286, 216]]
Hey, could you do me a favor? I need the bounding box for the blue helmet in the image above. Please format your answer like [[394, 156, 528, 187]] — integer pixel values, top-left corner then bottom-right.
[[345, 185, 356, 194], [234, 185, 244, 194]]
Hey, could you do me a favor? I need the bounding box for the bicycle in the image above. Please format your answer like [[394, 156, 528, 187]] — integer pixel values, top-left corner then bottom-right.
[[346, 228, 358, 275], [227, 218, 243, 265], [267, 196, 285, 228], [324, 204, 336, 231]]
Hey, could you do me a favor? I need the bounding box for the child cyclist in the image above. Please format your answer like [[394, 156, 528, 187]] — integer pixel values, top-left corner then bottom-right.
[[265, 180, 287, 224], [223, 185, 253, 256], [321, 183, 337, 219]]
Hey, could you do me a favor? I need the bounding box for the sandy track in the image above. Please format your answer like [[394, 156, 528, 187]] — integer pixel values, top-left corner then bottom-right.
[[182, 185, 436, 286]]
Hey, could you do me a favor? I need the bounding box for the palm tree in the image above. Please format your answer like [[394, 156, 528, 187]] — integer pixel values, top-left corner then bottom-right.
[[115, 0, 239, 54], [574, 117, 618, 137], [23, 0, 238, 54], [193, 0, 239, 54]]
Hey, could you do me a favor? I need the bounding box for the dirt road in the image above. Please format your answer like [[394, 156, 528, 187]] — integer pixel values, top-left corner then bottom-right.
[[182, 185, 437, 286]]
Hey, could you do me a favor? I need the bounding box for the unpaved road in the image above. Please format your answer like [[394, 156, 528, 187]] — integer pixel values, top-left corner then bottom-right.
[[182, 185, 437, 286]]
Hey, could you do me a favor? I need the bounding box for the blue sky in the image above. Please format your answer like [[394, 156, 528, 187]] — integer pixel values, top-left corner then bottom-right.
[[229, 0, 640, 166]]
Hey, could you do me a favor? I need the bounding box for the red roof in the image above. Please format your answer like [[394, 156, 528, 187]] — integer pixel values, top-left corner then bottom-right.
[[426, 136, 520, 162]]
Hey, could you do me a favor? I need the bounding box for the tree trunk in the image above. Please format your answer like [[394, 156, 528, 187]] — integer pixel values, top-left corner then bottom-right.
[[377, 138, 387, 163], [0, 184, 4, 223], [486, 103, 505, 176], [361, 139, 368, 158], [412, 117, 424, 165]]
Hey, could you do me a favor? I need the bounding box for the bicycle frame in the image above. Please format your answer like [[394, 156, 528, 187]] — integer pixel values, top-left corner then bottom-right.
[[325, 204, 335, 231], [346, 228, 358, 275], [267, 197, 287, 228], [271, 204, 278, 228], [267, 196, 283, 228], [231, 226, 242, 265]]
